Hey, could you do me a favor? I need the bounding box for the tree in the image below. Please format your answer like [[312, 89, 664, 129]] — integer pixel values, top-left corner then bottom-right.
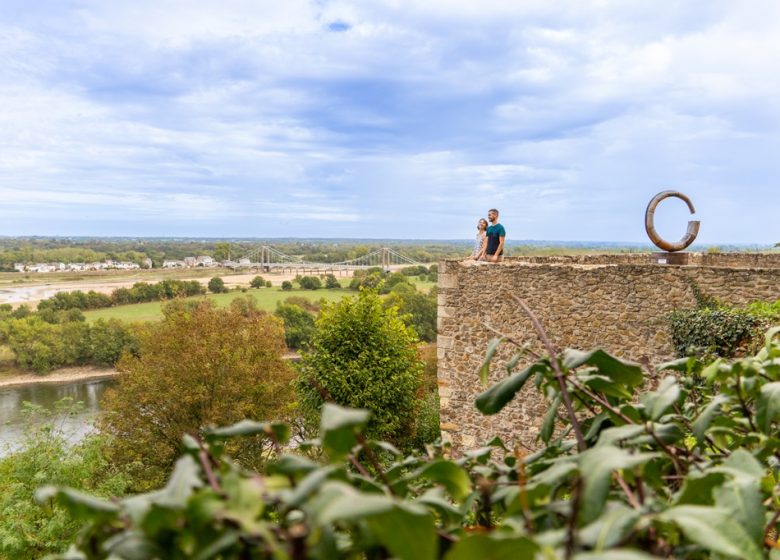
[[324, 274, 341, 289], [281, 280, 293, 291], [207, 276, 226, 294], [249, 275, 266, 289], [297, 290, 423, 444], [383, 289, 437, 342], [99, 302, 295, 490], [213, 242, 232, 262], [298, 276, 322, 290], [274, 303, 316, 350]]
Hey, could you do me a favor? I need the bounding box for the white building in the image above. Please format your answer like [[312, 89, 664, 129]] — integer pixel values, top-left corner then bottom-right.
[[163, 260, 185, 269]]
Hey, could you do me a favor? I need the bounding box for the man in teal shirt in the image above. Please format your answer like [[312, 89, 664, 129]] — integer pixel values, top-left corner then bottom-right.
[[485, 208, 506, 262]]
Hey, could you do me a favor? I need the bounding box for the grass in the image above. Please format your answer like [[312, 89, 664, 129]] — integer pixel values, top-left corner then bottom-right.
[[83, 288, 353, 323], [82, 279, 436, 324]]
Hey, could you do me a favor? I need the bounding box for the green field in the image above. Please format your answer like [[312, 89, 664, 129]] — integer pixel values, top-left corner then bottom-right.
[[82, 277, 436, 323], [81, 288, 353, 323]]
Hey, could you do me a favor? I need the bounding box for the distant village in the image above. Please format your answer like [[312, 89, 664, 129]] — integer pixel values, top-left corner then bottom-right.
[[13, 255, 256, 273]]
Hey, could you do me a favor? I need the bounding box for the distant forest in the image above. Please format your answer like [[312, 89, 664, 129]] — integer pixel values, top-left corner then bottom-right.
[[0, 237, 774, 271], [0, 238, 469, 270]]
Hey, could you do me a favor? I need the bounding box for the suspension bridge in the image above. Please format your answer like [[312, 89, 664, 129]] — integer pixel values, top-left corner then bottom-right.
[[224, 246, 426, 275]]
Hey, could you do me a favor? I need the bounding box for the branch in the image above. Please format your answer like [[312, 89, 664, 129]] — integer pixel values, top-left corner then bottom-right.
[[505, 293, 587, 452], [356, 432, 397, 496]]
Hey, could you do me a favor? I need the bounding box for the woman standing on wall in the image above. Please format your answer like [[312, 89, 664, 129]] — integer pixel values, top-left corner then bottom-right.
[[470, 218, 488, 260]]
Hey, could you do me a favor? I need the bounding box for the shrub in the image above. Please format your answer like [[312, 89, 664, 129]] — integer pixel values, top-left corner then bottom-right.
[[249, 275, 266, 289], [99, 302, 295, 490], [207, 276, 227, 294], [281, 280, 293, 291], [324, 274, 341, 289], [297, 290, 423, 445], [265, 280, 273, 288], [669, 307, 764, 358], [298, 276, 322, 290]]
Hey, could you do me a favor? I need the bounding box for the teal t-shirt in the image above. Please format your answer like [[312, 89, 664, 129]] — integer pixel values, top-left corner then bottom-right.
[[486, 223, 505, 255]]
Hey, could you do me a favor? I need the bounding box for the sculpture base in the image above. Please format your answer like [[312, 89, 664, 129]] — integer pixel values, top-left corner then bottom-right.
[[652, 252, 690, 265]]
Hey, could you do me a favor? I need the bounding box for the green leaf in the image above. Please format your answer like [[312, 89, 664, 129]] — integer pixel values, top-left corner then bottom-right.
[[479, 337, 504, 386], [444, 534, 538, 559], [475, 363, 547, 415], [288, 465, 341, 508], [320, 403, 371, 457], [368, 507, 438, 560], [692, 395, 730, 445], [574, 551, 658, 560], [156, 455, 204, 508], [539, 394, 561, 444], [641, 376, 680, 421], [579, 446, 657, 523], [562, 348, 643, 388], [674, 472, 725, 505], [206, 420, 290, 445], [657, 356, 695, 372], [714, 479, 764, 546], [414, 460, 472, 501], [756, 382, 780, 434], [579, 504, 639, 550], [505, 350, 524, 375], [659, 505, 762, 560], [35, 486, 119, 520], [269, 454, 319, 477]]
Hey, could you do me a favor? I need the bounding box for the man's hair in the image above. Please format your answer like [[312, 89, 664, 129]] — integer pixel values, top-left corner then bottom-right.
[[488, 208, 499, 215]]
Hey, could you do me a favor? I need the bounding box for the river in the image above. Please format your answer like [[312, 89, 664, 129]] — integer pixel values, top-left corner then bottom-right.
[[0, 378, 114, 456]]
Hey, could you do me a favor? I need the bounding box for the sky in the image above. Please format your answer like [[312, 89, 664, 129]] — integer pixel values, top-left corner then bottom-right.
[[0, 1, 778, 243]]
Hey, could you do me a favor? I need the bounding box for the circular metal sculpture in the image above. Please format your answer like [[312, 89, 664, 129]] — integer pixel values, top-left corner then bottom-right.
[[645, 191, 700, 252]]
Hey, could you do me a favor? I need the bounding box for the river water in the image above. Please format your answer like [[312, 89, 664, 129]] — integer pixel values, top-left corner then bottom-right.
[[0, 378, 114, 456]]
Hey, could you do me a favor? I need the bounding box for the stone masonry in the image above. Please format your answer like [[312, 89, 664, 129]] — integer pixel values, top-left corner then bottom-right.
[[437, 254, 780, 452]]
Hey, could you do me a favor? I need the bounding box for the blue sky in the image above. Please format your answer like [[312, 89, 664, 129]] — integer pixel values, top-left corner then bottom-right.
[[1, 0, 778, 243]]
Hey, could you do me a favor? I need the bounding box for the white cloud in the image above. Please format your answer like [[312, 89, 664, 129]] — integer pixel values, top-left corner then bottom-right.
[[0, 0, 778, 241]]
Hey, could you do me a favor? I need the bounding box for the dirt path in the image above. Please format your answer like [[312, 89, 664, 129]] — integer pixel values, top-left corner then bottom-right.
[[0, 366, 119, 390]]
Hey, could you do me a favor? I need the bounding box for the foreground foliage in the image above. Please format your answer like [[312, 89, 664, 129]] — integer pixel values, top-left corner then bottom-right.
[[42, 306, 780, 558], [0, 402, 129, 559]]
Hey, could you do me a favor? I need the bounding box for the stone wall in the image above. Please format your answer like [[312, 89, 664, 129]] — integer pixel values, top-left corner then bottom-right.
[[437, 254, 780, 451]]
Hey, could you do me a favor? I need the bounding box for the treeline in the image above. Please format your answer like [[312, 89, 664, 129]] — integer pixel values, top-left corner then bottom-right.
[[0, 237, 465, 270], [0, 305, 138, 373], [36, 280, 205, 312]]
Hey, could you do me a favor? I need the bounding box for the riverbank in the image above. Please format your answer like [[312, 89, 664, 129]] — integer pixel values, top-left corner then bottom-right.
[[0, 366, 119, 390]]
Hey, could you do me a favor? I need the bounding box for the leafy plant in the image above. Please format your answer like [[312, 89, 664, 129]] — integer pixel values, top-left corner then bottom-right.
[[296, 290, 423, 446], [39, 297, 780, 559]]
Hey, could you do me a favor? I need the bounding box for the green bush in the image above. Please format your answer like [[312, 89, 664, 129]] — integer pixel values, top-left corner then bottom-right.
[[249, 275, 266, 289], [265, 280, 273, 288], [281, 280, 293, 291], [298, 275, 322, 290], [207, 276, 227, 294], [669, 307, 764, 358], [296, 290, 423, 445], [324, 274, 341, 289]]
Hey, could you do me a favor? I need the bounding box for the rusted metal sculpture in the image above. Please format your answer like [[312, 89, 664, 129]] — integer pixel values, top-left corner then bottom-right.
[[645, 191, 700, 252]]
